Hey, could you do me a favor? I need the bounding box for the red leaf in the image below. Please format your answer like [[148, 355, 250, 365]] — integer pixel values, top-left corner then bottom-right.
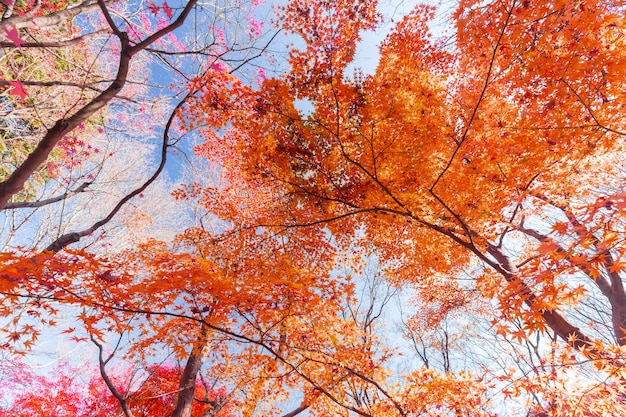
[[8, 80, 28, 100], [148, 2, 159, 15], [162, 2, 173, 19], [3, 26, 25, 48], [70, 336, 88, 342]]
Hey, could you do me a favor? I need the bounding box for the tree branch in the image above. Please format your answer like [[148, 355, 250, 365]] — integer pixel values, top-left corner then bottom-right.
[[44, 91, 180, 253], [5, 181, 91, 209], [91, 335, 136, 417], [280, 405, 310, 417], [430, 0, 516, 191], [486, 244, 595, 353], [172, 325, 210, 417], [0, 29, 111, 48], [0, 0, 198, 211], [0, 0, 104, 31], [0, 29, 132, 209], [560, 78, 626, 137]]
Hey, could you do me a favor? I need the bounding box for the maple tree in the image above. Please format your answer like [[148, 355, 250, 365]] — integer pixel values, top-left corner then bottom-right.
[[3, 0, 626, 416], [183, 0, 626, 415], [0, 226, 391, 416], [0, 0, 300, 415], [0, 358, 234, 416], [0, 0, 273, 251]]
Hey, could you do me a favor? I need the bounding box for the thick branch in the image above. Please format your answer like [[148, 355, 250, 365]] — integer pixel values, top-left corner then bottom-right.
[[172, 325, 210, 417], [1, 0, 15, 19], [258, 201, 598, 355], [43, 86, 190, 252], [517, 223, 614, 300], [518, 221, 626, 345], [8, 287, 377, 417], [0, 0, 104, 31], [5, 181, 91, 209], [0, 27, 131, 209], [92, 336, 136, 417], [280, 405, 310, 417], [487, 245, 595, 352], [128, 0, 196, 55]]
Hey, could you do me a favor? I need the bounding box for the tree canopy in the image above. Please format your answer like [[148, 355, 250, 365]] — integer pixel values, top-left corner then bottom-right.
[[2, 0, 626, 416]]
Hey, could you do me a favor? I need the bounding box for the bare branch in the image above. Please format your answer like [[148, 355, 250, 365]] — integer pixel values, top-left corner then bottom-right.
[[0, 79, 106, 94]]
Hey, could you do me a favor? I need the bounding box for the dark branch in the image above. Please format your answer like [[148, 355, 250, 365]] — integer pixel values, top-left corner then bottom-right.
[[5, 181, 91, 209]]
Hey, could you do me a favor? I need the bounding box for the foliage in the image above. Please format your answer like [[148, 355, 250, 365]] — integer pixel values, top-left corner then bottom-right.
[[0, 3, 100, 200], [2, 0, 626, 416], [184, 0, 626, 415], [0, 0, 289, 415], [0, 358, 233, 416]]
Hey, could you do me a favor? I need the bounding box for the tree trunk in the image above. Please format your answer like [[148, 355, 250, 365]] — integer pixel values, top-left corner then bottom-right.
[[172, 325, 210, 417]]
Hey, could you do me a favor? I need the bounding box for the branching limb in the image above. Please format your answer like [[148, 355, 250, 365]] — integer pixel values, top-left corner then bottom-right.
[[517, 211, 626, 345], [44, 87, 186, 252], [91, 335, 136, 417], [0, 0, 105, 31], [279, 405, 310, 417], [486, 243, 595, 353], [430, 0, 516, 191], [5, 181, 91, 209], [560, 78, 626, 137], [0, 29, 132, 209], [8, 287, 379, 417]]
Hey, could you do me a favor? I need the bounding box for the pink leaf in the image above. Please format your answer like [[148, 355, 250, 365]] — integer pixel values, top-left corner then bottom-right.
[[8, 81, 28, 100], [148, 2, 159, 15], [3, 27, 25, 48], [162, 1, 173, 19]]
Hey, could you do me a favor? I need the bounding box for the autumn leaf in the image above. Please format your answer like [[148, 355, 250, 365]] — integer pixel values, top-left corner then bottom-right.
[[69, 336, 88, 342], [537, 239, 561, 256], [148, 2, 160, 15], [510, 327, 527, 343], [3, 26, 25, 48], [551, 222, 569, 235], [608, 259, 626, 274], [8, 80, 28, 100], [162, 2, 173, 19]]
